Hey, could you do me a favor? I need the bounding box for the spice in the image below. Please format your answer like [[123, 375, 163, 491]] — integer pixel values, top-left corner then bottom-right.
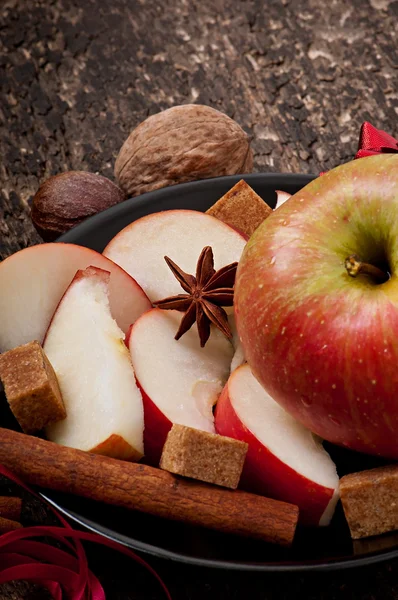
[[0, 496, 22, 521], [0, 517, 22, 534], [0, 427, 299, 547], [154, 246, 237, 347]]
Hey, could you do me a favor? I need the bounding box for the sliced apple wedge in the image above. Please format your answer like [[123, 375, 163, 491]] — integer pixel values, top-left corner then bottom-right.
[[44, 266, 144, 460], [103, 209, 247, 302], [215, 364, 339, 526], [0, 243, 151, 353], [229, 313, 246, 373], [127, 308, 234, 465], [275, 190, 292, 209]]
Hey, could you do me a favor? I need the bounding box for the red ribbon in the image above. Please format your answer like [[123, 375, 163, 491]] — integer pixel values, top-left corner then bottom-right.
[[0, 464, 172, 600], [319, 121, 398, 176], [355, 121, 398, 158]]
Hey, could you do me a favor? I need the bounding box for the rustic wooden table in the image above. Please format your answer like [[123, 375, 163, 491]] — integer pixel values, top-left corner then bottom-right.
[[1, 0, 398, 597]]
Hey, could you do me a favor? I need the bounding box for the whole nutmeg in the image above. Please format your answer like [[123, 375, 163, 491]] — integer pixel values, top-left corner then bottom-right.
[[115, 104, 253, 197], [31, 171, 126, 241]]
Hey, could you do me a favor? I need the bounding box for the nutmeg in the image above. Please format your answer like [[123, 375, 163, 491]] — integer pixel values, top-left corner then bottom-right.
[[31, 171, 126, 241], [115, 104, 253, 198]]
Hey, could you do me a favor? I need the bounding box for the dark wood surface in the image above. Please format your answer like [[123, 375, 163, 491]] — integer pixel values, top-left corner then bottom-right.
[[1, 0, 398, 597]]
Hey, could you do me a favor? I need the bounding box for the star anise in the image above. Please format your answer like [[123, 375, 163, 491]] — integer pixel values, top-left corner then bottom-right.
[[153, 246, 238, 348]]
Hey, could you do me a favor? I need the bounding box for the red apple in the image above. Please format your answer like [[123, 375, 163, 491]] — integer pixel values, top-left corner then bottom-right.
[[0, 243, 151, 352], [126, 308, 233, 465], [234, 154, 398, 459], [104, 207, 246, 374], [103, 209, 246, 302], [44, 266, 144, 460], [215, 364, 339, 526]]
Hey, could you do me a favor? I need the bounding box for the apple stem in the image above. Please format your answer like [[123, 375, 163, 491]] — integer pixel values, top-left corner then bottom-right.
[[345, 254, 389, 283]]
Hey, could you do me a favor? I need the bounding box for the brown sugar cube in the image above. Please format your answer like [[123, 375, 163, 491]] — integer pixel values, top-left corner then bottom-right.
[[206, 179, 273, 237], [0, 516, 22, 534], [340, 464, 398, 539], [0, 496, 22, 521], [160, 424, 248, 489], [0, 340, 66, 433]]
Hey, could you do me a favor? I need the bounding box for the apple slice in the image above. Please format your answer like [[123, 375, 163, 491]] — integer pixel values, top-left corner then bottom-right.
[[103, 209, 247, 302], [0, 243, 151, 353], [274, 190, 292, 209], [229, 313, 246, 373], [215, 364, 339, 526], [44, 266, 144, 460], [127, 308, 234, 465]]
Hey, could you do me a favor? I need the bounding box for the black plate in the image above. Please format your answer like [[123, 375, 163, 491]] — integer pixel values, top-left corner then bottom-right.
[[5, 173, 398, 571]]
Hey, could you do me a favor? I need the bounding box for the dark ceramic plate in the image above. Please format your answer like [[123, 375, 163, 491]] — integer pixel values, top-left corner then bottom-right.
[[3, 173, 398, 571]]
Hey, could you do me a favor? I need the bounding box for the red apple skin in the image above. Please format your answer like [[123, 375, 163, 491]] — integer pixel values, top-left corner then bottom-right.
[[135, 379, 173, 466], [43, 265, 144, 461], [0, 242, 152, 353], [234, 155, 398, 459], [215, 381, 335, 526], [125, 324, 173, 466], [124, 323, 134, 347]]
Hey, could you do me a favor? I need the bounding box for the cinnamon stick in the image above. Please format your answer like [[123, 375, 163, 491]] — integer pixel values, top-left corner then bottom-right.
[[0, 496, 22, 521], [0, 516, 22, 534], [0, 428, 298, 547]]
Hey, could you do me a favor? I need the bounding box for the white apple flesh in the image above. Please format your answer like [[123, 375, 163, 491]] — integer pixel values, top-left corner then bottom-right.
[[127, 308, 234, 465], [215, 364, 339, 526], [229, 313, 246, 373], [44, 266, 144, 460], [103, 209, 247, 302], [0, 243, 151, 353], [274, 190, 292, 209]]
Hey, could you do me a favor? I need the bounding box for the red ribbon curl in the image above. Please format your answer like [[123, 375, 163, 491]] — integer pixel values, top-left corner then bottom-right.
[[0, 464, 172, 600], [355, 121, 398, 158], [319, 121, 398, 176]]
